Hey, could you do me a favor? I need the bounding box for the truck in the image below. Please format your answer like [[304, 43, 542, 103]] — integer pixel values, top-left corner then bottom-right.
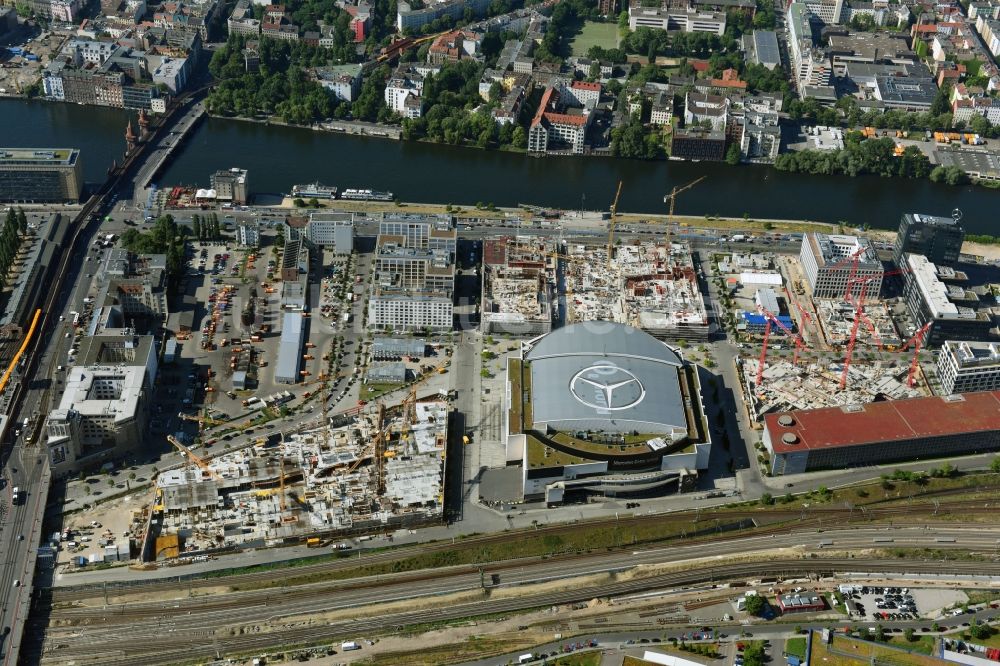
[[730, 234, 746, 243], [518, 654, 534, 664], [341, 641, 361, 651], [12, 487, 21, 503], [342, 312, 352, 324]]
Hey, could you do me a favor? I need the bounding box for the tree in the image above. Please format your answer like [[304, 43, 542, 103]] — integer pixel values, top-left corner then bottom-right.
[[192, 215, 202, 240], [991, 456, 1000, 473], [725, 143, 741, 165], [904, 627, 915, 642], [744, 594, 766, 617], [760, 492, 774, 506]]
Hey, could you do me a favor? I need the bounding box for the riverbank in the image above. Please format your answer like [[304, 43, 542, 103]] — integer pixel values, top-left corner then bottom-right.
[[209, 112, 402, 140], [280, 196, 839, 235]]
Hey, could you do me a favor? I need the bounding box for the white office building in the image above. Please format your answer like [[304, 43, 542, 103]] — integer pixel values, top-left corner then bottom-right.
[[368, 214, 456, 332], [938, 341, 1000, 395], [306, 212, 354, 253], [368, 293, 454, 331], [628, 5, 726, 34], [799, 233, 882, 299]]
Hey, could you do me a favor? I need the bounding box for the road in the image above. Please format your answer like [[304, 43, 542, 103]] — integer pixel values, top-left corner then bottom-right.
[[0, 93, 211, 664], [32, 523, 1000, 665]]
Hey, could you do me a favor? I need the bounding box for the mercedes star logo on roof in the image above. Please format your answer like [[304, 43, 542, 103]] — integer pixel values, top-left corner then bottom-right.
[[569, 364, 645, 411]]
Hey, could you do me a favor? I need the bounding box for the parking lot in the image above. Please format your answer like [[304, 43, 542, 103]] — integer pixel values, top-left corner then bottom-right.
[[842, 585, 967, 621]]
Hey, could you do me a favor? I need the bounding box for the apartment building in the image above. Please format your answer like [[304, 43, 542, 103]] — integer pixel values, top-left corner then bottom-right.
[[385, 64, 436, 118], [227, 0, 261, 36], [314, 64, 362, 102], [788, 2, 832, 87], [528, 86, 592, 154]]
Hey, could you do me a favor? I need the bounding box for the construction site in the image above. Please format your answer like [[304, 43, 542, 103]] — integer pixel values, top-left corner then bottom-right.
[[480, 236, 558, 337], [140, 394, 449, 561], [739, 358, 927, 422], [562, 239, 710, 341], [725, 235, 949, 424]]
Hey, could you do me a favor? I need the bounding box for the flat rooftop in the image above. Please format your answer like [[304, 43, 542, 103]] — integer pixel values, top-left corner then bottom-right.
[[765, 390, 1000, 454], [942, 340, 1000, 369], [0, 148, 79, 166]]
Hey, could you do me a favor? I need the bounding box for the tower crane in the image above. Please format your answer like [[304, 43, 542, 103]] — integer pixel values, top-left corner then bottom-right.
[[167, 435, 222, 480], [663, 176, 706, 228], [839, 267, 911, 389], [606, 180, 624, 269], [825, 245, 872, 302], [901, 322, 933, 388], [755, 306, 808, 387], [346, 402, 387, 483]]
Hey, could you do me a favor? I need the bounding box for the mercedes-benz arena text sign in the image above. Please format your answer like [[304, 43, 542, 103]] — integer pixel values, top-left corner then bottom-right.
[[569, 364, 645, 411]]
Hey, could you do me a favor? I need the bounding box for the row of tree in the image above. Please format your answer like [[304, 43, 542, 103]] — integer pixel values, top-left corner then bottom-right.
[[120, 215, 190, 293], [774, 136, 936, 180], [0, 209, 27, 289], [191, 213, 223, 241]]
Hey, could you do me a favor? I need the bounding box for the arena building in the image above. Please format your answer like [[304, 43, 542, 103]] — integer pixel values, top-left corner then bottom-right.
[[503, 321, 712, 505]]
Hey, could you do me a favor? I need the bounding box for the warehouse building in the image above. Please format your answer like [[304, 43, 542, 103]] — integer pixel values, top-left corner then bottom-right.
[[372, 337, 427, 360], [274, 312, 305, 384], [763, 391, 1000, 475], [902, 253, 997, 347], [799, 233, 882, 299], [504, 322, 712, 505], [0, 148, 83, 203], [937, 341, 1000, 395], [894, 212, 964, 267]]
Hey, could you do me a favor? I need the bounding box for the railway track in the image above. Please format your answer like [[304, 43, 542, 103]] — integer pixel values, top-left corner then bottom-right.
[[35, 557, 1000, 666], [46, 495, 1000, 602]]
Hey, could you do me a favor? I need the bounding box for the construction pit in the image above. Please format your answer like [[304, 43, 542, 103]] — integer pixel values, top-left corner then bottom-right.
[[738, 358, 927, 424], [124, 399, 450, 564], [563, 240, 710, 341]]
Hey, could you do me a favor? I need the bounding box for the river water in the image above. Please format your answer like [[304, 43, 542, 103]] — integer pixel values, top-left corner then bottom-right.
[[3, 98, 997, 233]]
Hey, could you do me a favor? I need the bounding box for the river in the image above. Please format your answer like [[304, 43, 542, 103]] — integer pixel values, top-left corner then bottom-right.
[[3, 98, 997, 233]]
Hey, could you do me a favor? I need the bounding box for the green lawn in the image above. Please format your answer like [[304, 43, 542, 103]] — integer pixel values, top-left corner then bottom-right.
[[785, 637, 807, 659], [889, 635, 937, 655], [549, 652, 603, 666], [569, 20, 619, 56]]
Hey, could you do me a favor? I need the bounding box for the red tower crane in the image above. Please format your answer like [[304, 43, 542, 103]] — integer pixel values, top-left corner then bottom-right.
[[839, 280, 871, 390], [900, 322, 934, 388], [755, 306, 808, 386], [824, 245, 871, 302], [839, 267, 911, 389]]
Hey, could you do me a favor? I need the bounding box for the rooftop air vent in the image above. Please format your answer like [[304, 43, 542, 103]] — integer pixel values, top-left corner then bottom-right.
[[843, 404, 864, 413], [781, 433, 798, 445], [777, 414, 795, 427]]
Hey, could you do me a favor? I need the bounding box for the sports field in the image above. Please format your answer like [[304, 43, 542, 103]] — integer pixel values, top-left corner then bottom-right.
[[569, 21, 619, 56]]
